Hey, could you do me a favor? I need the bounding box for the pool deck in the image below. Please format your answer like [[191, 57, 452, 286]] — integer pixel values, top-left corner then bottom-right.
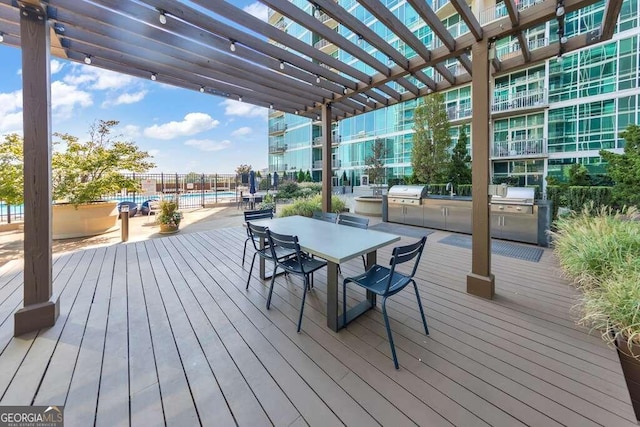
[[0, 218, 636, 426]]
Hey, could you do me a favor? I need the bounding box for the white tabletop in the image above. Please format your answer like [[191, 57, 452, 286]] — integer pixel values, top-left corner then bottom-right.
[[252, 215, 400, 264]]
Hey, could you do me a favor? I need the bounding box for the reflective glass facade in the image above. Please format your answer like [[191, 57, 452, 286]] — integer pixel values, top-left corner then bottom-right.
[[268, 0, 640, 188]]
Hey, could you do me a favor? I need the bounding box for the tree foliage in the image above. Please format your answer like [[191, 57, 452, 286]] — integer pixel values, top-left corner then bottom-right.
[[235, 164, 252, 175], [600, 124, 640, 208], [0, 134, 24, 206], [566, 163, 591, 186], [52, 120, 155, 205], [365, 138, 388, 185], [411, 93, 451, 184], [447, 128, 471, 187]]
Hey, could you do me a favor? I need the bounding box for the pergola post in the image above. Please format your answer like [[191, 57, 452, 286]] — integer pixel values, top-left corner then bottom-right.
[[14, 1, 59, 336], [466, 38, 495, 299], [321, 103, 332, 213]]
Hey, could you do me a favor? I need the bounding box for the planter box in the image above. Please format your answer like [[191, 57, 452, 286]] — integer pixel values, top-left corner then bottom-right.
[[616, 335, 640, 421], [354, 196, 383, 217], [53, 201, 119, 239]]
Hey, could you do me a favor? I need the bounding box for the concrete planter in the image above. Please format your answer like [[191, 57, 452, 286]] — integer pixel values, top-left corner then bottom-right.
[[52, 201, 119, 240], [353, 196, 383, 217]]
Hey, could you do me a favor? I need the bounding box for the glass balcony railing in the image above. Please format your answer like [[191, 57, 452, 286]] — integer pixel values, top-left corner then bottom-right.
[[491, 139, 547, 159], [496, 37, 550, 60], [268, 123, 288, 134], [312, 135, 341, 145], [268, 144, 288, 154], [479, 0, 544, 25], [313, 159, 341, 169], [446, 106, 472, 121], [491, 89, 548, 113]]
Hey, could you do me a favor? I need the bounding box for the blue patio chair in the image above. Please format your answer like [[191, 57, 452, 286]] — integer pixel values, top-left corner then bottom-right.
[[245, 222, 295, 291], [312, 211, 338, 223], [342, 236, 429, 369], [266, 230, 327, 332], [338, 214, 369, 269], [242, 208, 273, 266]]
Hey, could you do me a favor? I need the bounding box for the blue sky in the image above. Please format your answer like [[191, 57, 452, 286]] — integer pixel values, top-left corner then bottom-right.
[[0, 1, 271, 174]]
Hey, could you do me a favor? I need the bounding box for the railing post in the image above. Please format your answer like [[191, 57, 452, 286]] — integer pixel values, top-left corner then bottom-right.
[[175, 173, 179, 208], [201, 173, 205, 207], [215, 174, 218, 204], [6, 204, 10, 224]]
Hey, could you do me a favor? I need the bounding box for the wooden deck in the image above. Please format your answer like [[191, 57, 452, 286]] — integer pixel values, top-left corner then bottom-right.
[[0, 226, 636, 426]]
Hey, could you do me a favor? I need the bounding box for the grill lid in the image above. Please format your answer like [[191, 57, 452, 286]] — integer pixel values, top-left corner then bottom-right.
[[388, 185, 428, 199], [491, 187, 535, 205]]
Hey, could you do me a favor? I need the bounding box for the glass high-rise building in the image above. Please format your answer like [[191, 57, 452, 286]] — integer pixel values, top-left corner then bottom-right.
[[268, 0, 639, 191]]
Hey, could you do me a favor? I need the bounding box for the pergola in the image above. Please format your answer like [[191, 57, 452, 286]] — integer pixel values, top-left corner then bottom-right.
[[0, 0, 622, 335]]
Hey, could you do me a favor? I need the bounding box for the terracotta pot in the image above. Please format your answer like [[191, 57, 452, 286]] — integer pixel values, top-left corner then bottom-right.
[[159, 223, 179, 234], [615, 334, 640, 421]]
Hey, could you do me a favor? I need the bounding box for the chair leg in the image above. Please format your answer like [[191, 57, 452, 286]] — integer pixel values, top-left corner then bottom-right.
[[297, 276, 309, 332], [381, 297, 399, 369], [242, 237, 250, 266], [412, 280, 429, 335], [266, 265, 278, 309], [361, 255, 367, 270], [246, 251, 258, 290]]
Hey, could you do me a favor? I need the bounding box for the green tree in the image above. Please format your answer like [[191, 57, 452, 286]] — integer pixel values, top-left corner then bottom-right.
[[304, 170, 313, 182], [447, 128, 471, 187], [600, 124, 640, 207], [235, 164, 252, 175], [185, 172, 201, 183], [52, 120, 155, 205], [365, 138, 388, 185], [566, 163, 591, 186], [297, 169, 305, 182], [411, 93, 451, 184], [0, 134, 24, 207]]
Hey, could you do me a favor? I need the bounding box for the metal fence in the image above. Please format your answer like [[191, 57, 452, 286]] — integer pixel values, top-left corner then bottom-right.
[[0, 172, 258, 223]]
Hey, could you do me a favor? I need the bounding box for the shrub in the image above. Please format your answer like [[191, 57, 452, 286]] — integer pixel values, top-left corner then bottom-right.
[[156, 198, 182, 226], [276, 181, 300, 199], [552, 205, 640, 288], [279, 194, 346, 218], [566, 186, 612, 211], [457, 184, 472, 197]]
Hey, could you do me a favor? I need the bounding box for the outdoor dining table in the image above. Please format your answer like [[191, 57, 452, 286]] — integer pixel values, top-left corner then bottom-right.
[[251, 215, 400, 331]]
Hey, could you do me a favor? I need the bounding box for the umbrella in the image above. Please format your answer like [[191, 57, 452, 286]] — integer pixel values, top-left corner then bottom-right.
[[273, 171, 279, 190], [249, 170, 257, 195]]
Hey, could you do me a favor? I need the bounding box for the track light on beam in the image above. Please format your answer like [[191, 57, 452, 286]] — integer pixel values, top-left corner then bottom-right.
[[158, 10, 167, 25], [150, 73, 157, 81], [279, 60, 285, 70], [84, 55, 91, 65], [199, 86, 205, 93], [0, 32, 4, 43], [229, 40, 236, 52]]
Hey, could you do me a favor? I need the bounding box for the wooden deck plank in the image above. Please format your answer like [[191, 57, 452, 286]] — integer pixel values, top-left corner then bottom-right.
[[95, 245, 131, 427], [0, 226, 634, 426], [0, 250, 96, 405], [197, 230, 462, 427], [125, 243, 164, 426], [158, 235, 301, 426], [134, 241, 201, 426], [186, 232, 384, 427], [63, 245, 117, 427], [168, 235, 342, 426], [34, 247, 109, 405], [145, 239, 240, 426]]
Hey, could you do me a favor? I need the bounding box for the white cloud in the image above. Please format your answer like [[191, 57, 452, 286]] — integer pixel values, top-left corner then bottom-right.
[[243, 2, 268, 21], [143, 113, 220, 140], [122, 125, 141, 139], [0, 82, 92, 132], [51, 81, 93, 119], [231, 126, 252, 137], [221, 100, 267, 118], [64, 65, 135, 91], [184, 139, 231, 152], [50, 60, 64, 75], [147, 149, 160, 157], [102, 90, 148, 107]]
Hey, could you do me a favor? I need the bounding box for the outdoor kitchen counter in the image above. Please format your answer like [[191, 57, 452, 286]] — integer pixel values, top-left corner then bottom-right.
[[383, 195, 551, 246]]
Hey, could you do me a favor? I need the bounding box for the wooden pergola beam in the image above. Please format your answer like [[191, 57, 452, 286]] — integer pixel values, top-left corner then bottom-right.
[[600, 0, 624, 40], [449, 0, 483, 40], [517, 32, 531, 63]]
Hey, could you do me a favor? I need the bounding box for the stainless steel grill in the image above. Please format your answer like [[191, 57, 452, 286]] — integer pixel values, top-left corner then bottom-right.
[[491, 187, 535, 213], [387, 185, 428, 206]]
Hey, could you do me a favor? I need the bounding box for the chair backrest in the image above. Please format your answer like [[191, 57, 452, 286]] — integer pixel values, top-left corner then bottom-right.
[[244, 208, 273, 222], [266, 230, 306, 273], [386, 236, 428, 293], [337, 213, 369, 229], [246, 222, 269, 252], [312, 211, 338, 223]]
